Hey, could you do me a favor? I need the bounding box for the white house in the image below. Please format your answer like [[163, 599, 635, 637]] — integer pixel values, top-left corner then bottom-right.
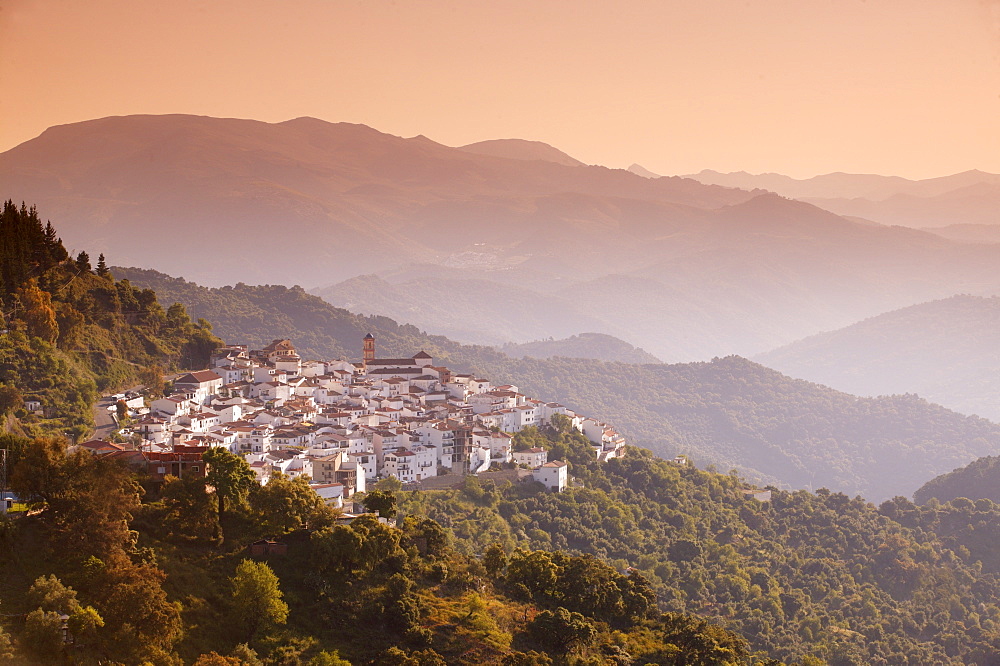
[[310, 483, 345, 508], [173, 370, 224, 405], [514, 447, 548, 468], [532, 460, 568, 492]]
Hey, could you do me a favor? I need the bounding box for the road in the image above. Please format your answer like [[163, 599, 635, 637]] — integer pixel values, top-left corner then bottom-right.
[[91, 395, 117, 442], [89, 383, 149, 442]]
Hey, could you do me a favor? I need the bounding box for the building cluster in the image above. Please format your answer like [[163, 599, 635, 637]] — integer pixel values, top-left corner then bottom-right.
[[99, 336, 626, 503]]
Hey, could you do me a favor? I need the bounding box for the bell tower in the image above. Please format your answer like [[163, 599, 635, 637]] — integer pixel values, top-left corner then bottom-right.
[[363, 333, 375, 366]]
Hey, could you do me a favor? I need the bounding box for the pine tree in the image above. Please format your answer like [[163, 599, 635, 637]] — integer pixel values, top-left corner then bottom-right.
[[75, 251, 91, 272], [96, 253, 109, 278]]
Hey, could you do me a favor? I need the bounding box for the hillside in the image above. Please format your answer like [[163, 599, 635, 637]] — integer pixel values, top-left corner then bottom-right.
[[9, 115, 1000, 361], [923, 223, 1000, 244], [913, 455, 1000, 504], [401, 431, 1000, 665], [315, 273, 621, 346], [0, 429, 776, 665], [754, 295, 1000, 421], [116, 267, 1000, 502], [0, 204, 220, 438], [500, 333, 661, 364], [319, 191, 1000, 361]]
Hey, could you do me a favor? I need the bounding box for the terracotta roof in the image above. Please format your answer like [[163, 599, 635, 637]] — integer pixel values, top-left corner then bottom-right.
[[176, 370, 222, 384]]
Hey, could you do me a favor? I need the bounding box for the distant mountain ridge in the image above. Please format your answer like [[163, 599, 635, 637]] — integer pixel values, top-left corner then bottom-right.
[[684, 168, 1000, 201], [9, 114, 1000, 361], [684, 168, 1000, 229], [499, 332, 661, 364], [457, 138, 584, 166], [755, 295, 1000, 420]]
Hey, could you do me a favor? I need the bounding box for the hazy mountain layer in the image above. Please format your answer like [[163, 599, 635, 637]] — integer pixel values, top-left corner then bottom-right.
[[117, 267, 1000, 502], [10, 115, 1000, 362], [755, 295, 1000, 421], [685, 168, 1000, 230], [499, 332, 661, 364], [923, 223, 1000, 244], [457, 138, 584, 166], [803, 182, 1000, 229], [684, 167, 1000, 201], [0, 114, 750, 289], [314, 273, 621, 346]]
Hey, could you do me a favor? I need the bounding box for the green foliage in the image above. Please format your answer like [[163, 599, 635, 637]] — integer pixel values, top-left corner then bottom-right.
[[23, 608, 65, 659], [914, 453, 1000, 504], [0, 204, 221, 436], [250, 472, 322, 535], [204, 447, 257, 516], [231, 559, 289, 643], [159, 473, 221, 544], [521, 606, 596, 657], [400, 427, 1000, 664], [363, 489, 399, 519]]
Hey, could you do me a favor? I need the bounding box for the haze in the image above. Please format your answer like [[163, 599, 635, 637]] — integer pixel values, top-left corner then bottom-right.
[[3, 0, 1000, 179]]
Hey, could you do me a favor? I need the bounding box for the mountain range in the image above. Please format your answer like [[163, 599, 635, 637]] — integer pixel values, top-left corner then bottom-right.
[[677, 167, 1000, 230], [755, 294, 1000, 421], [8, 115, 1000, 362]]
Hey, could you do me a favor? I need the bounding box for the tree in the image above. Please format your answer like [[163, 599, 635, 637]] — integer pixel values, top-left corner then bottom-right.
[[75, 250, 91, 273], [0, 624, 14, 662], [27, 574, 80, 612], [308, 650, 353, 666], [484, 542, 508, 575], [9, 435, 69, 506], [203, 447, 257, 516], [17, 279, 58, 343], [137, 363, 167, 398], [363, 489, 398, 518], [161, 474, 220, 543], [23, 609, 65, 659], [23, 575, 104, 655], [250, 471, 321, 535], [193, 653, 245, 666], [0, 384, 23, 415], [523, 607, 596, 657], [96, 253, 109, 277], [501, 652, 552, 666], [230, 559, 288, 643]]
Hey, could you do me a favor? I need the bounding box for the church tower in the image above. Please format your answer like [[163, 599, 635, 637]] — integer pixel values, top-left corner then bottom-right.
[[363, 333, 375, 366]]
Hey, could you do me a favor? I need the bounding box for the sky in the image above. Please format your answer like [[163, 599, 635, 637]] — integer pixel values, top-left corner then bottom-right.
[[2, 0, 999, 179]]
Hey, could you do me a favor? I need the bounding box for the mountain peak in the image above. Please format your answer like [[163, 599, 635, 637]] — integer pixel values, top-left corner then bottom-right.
[[627, 163, 662, 179], [457, 138, 584, 167]]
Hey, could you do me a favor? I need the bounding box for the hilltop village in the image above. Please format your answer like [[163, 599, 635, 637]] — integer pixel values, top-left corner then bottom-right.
[[93, 336, 626, 505]]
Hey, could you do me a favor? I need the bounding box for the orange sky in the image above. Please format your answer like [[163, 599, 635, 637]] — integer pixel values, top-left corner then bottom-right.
[[2, 0, 999, 178]]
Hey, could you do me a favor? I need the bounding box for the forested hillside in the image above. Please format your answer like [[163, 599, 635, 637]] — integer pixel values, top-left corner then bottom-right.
[[0, 203, 220, 437], [0, 431, 783, 665], [401, 427, 1000, 665], [913, 455, 1000, 505], [116, 267, 1000, 502], [499, 333, 661, 364]]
